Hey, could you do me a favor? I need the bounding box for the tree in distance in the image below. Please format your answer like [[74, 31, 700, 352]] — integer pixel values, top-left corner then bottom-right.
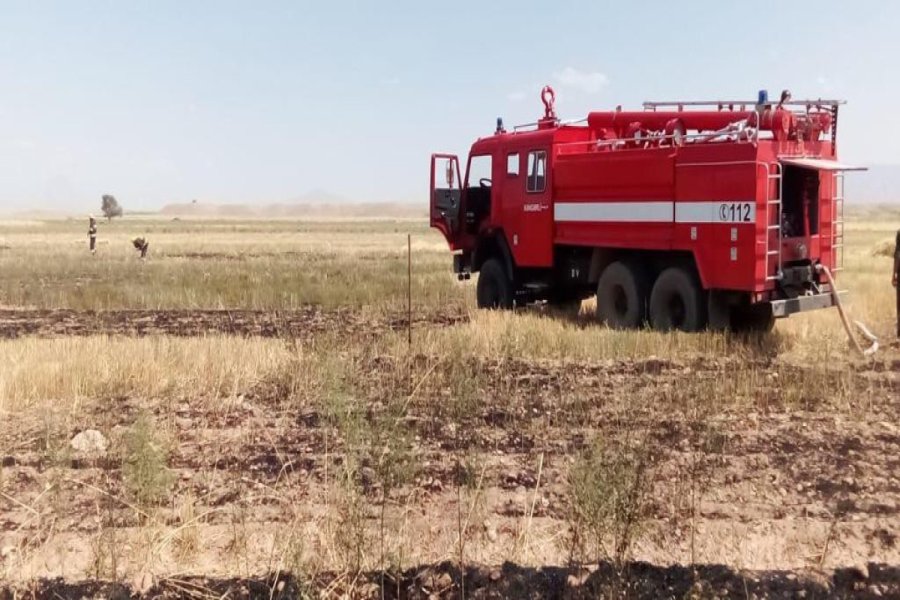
[[101, 195, 123, 221]]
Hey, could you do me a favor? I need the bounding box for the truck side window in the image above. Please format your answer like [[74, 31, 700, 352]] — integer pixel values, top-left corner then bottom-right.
[[527, 151, 546, 193], [507, 153, 519, 177]]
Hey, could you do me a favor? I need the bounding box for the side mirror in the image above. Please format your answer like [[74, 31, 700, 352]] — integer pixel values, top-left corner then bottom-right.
[[445, 161, 455, 188]]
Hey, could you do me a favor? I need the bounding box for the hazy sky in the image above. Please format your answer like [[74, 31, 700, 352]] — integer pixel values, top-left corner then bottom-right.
[[1, 0, 898, 212]]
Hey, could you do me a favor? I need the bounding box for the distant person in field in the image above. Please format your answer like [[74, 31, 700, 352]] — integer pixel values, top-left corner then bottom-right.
[[88, 216, 97, 254], [131, 236, 149, 259], [894, 228, 900, 337]]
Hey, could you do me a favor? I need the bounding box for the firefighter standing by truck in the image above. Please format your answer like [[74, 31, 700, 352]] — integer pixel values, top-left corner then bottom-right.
[[88, 216, 97, 254], [894, 229, 900, 337]]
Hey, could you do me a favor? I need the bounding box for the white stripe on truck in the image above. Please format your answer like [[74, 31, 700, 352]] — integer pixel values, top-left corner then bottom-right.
[[554, 201, 756, 224], [553, 201, 673, 223]]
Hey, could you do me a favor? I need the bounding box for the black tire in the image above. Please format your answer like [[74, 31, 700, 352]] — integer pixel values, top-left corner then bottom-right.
[[476, 258, 513, 309], [731, 303, 776, 333], [707, 290, 732, 331], [596, 261, 648, 329], [649, 267, 706, 332]]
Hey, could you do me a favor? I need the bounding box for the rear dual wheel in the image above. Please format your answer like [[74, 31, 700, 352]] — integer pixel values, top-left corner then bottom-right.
[[595, 261, 648, 328], [708, 291, 776, 333], [648, 267, 707, 332], [596, 262, 707, 332], [731, 303, 776, 333]]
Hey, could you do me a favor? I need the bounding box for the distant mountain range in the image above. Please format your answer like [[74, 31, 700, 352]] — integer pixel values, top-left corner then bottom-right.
[[5, 165, 898, 219], [159, 190, 424, 218], [160, 166, 895, 218]]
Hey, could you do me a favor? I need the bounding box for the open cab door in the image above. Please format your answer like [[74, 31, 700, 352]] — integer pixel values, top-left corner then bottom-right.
[[430, 154, 462, 247]]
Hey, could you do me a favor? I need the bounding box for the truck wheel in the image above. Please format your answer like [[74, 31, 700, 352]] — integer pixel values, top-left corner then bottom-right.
[[596, 261, 648, 329], [476, 258, 513, 309], [649, 267, 706, 332], [707, 290, 732, 331], [731, 303, 775, 333]]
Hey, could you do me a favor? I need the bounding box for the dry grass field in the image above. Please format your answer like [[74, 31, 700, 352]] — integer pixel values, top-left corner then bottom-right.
[[1, 209, 899, 598]]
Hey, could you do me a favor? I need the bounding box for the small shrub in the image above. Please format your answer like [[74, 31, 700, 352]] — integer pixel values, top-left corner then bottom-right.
[[173, 492, 199, 562], [871, 239, 896, 258], [329, 457, 368, 574], [121, 412, 174, 508], [89, 518, 119, 580], [89, 474, 121, 580], [567, 431, 653, 569], [316, 356, 369, 574]]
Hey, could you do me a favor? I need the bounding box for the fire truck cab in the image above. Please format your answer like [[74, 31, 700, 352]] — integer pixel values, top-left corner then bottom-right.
[[430, 87, 865, 332]]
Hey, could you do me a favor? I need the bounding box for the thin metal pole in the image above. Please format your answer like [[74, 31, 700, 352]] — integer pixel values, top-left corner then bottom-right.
[[407, 233, 412, 347]]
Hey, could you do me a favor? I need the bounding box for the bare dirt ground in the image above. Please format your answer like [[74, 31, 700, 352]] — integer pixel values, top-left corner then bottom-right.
[[3, 323, 900, 598], [0, 308, 466, 339]]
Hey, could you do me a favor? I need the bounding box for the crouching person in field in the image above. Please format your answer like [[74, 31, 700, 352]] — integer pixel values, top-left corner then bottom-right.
[[132, 236, 149, 259]]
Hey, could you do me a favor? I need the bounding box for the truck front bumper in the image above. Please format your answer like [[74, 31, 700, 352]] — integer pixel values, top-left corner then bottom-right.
[[770, 290, 847, 318]]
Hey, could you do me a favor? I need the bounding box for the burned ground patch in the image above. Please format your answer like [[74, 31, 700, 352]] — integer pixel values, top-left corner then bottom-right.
[[0, 308, 466, 339]]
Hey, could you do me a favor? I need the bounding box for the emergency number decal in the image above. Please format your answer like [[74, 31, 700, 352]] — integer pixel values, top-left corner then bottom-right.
[[717, 202, 755, 223]]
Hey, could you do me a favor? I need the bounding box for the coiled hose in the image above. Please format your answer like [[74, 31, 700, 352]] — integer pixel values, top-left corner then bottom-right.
[[815, 264, 879, 356]]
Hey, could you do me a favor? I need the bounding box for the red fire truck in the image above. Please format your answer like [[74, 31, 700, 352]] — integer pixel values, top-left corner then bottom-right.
[[429, 87, 865, 332]]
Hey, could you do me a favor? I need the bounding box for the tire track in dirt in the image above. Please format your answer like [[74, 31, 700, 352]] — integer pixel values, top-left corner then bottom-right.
[[0, 308, 466, 339]]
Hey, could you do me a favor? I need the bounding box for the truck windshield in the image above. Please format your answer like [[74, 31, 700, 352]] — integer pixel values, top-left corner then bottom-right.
[[466, 154, 492, 188]]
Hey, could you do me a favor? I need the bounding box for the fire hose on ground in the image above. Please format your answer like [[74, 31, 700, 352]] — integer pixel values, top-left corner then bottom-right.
[[815, 264, 879, 356]]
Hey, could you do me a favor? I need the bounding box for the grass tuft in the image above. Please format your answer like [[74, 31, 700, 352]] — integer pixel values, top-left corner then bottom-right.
[[121, 412, 174, 508]]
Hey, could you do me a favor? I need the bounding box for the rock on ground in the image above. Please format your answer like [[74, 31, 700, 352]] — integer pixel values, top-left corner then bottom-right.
[[69, 429, 108, 457]]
